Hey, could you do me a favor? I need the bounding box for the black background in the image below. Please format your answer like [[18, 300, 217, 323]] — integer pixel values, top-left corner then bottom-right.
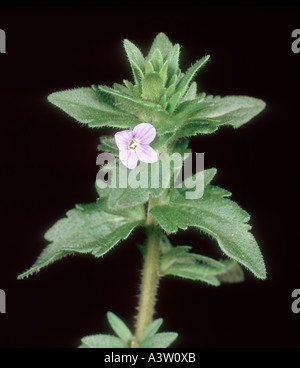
[[0, 5, 299, 348]]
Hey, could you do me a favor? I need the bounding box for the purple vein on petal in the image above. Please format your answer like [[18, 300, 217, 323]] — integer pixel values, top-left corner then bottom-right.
[[136, 144, 158, 163], [115, 130, 134, 150], [120, 149, 138, 170], [133, 123, 156, 144]]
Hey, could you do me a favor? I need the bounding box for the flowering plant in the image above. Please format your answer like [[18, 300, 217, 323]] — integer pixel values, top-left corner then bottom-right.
[[18, 33, 266, 348]]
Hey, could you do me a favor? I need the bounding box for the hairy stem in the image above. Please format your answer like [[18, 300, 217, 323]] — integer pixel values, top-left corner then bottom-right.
[[133, 201, 161, 344]]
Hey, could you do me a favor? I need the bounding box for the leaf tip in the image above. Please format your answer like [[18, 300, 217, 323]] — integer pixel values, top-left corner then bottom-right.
[[257, 266, 267, 280], [123, 38, 130, 47], [106, 311, 114, 319], [17, 268, 36, 280], [47, 92, 56, 104], [258, 98, 266, 111]]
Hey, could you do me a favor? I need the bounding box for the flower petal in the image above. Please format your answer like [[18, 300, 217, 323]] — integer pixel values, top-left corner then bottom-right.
[[119, 149, 138, 170], [133, 123, 156, 144], [115, 130, 133, 150], [136, 144, 158, 163]]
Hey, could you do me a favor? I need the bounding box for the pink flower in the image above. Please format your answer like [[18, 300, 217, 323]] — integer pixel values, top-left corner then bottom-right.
[[114, 123, 158, 169]]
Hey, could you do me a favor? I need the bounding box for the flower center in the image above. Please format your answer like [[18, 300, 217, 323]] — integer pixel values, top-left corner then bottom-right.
[[128, 138, 140, 151]]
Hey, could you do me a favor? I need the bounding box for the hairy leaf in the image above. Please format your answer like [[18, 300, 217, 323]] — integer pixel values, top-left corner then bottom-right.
[[113, 82, 134, 97], [123, 39, 145, 84], [138, 318, 163, 343], [163, 263, 221, 286], [167, 92, 182, 114], [141, 72, 165, 102], [138, 332, 178, 348], [160, 245, 235, 286], [79, 334, 128, 348], [149, 49, 163, 72], [107, 312, 133, 343], [18, 199, 144, 279], [175, 55, 210, 100], [151, 133, 174, 151], [151, 182, 266, 279], [47, 87, 137, 129], [196, 95, 266, 128], [181, 81, 197, 102], [174, 122, 219, 138], [174, 94, 207, 118], [97, 85, 165, 123], [167, 44, 180, 82], [159, 59, 169, 85], [148, 32, 173, 60], [145, 60, 154, 74]]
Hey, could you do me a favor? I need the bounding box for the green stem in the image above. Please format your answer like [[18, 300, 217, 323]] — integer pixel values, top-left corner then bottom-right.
[[133, 203, 161, 344]]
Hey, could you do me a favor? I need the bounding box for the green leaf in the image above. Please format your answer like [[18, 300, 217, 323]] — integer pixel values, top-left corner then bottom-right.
[[151, 181, 266, 279], [98, 85, 161, 117], [160, 244, 231, 286], [167, 44, 180, 82], [159, 94, 167, 109], [106, 164, 153, 210], [173, 95, 208, 123], [174, 121, 219, 138], [148, 32, 173, 60], [123, 39, 145, 83], [165, 82, 176, 98], [151, 133, 174, 150], [149, 49, 163, 72], [141, 72, 164, 102], [196, 95, 266, 128], [175, 55, 210, 100], [113, 82, 133, 97], [163, 98, 212, 135], [168, 73, 177, 88], [138, 318, 163, 343], [159, 60, 169, 86], [106, 312, 133, 343], [93, 87, 172, 135], [145, 60, 154, 74], [132, 84, 142, 98], [130, 60, 145, 85], [79, 334, 128, 348], [162, 263, 221, 286], [167, 92, 182, 114], [138, 332, 178, 348], [47, 87, 138, 129], [181, 81, 197, 102], [123, 79, 134, 92], [18, 199, 145, 279]]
